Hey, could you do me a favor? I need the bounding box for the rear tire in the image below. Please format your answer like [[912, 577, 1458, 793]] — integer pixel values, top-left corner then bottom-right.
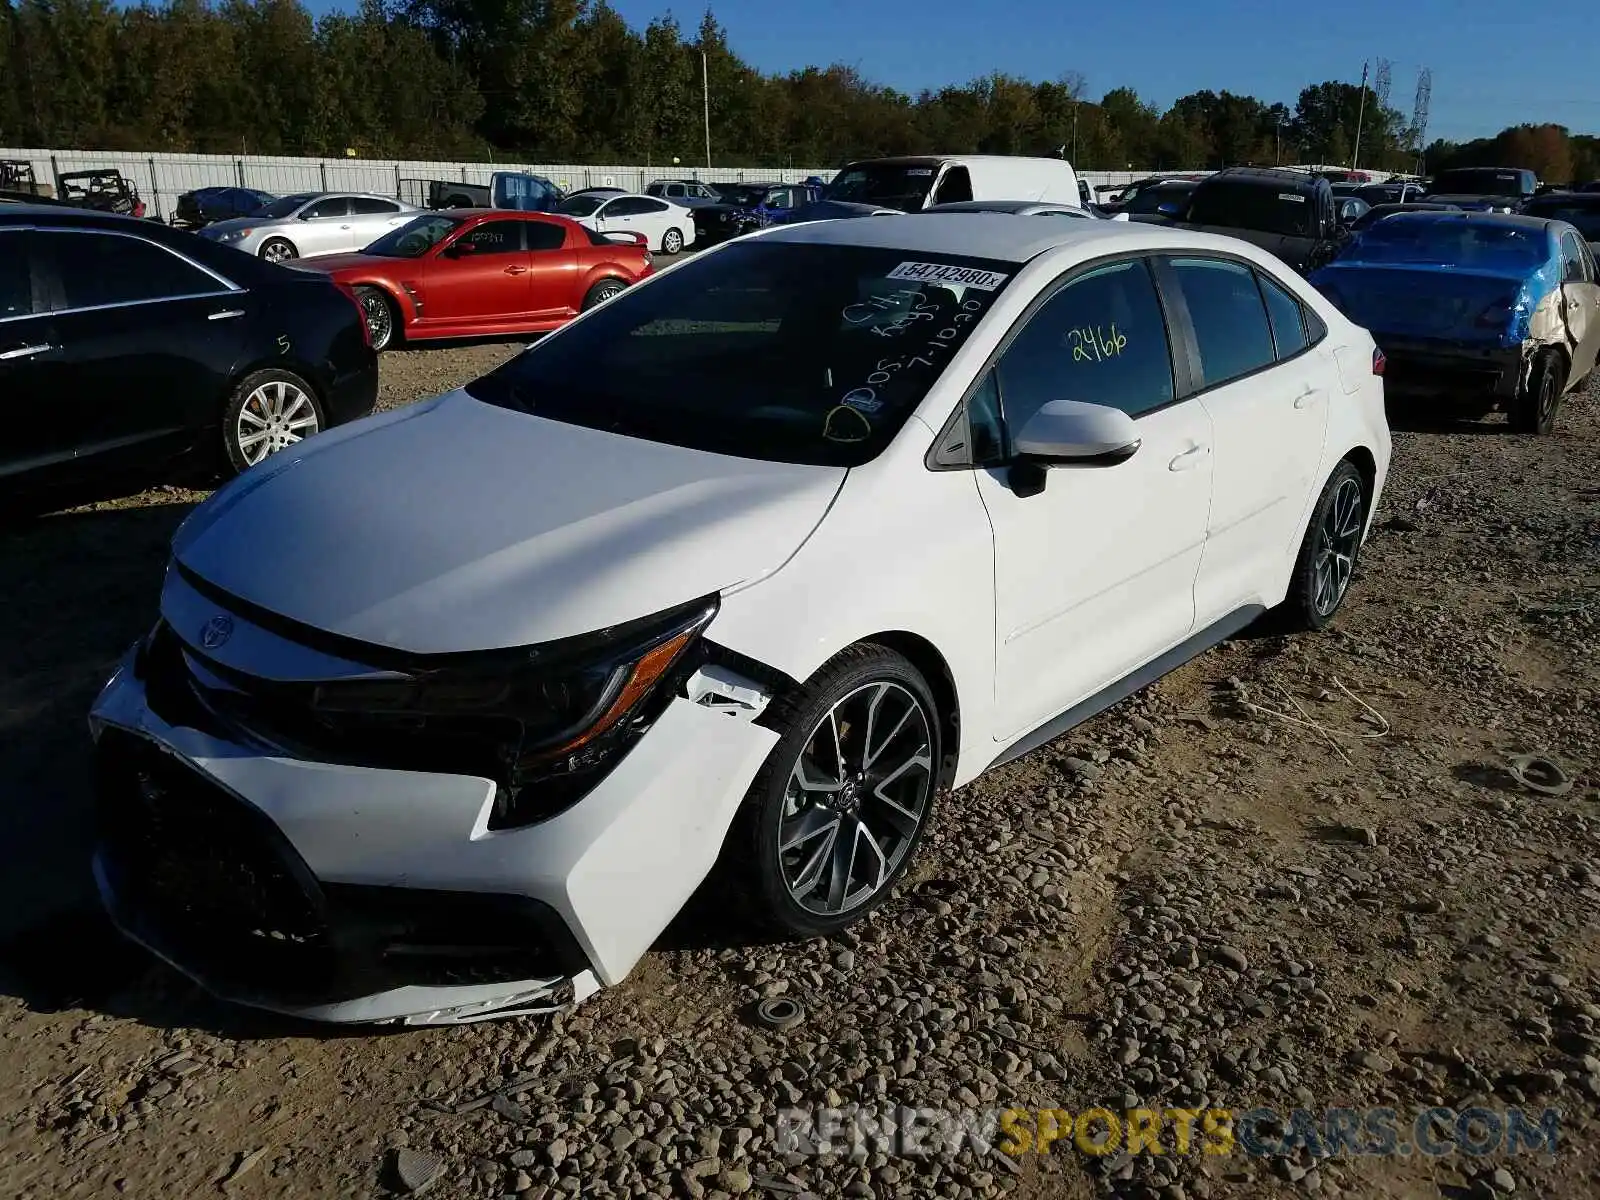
[[222, 369, 325, 475], [1278, 460, 1368, 632], [355, 286, 400, 352], [730, 645, 941, 940], [1510, 349, 1561, 435], [582, 279, 627, 310], [660, 227, 684, 255], [259, 237, 297, 264]]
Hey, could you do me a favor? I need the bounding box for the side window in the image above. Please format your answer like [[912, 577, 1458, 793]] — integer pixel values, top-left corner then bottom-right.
[[39, 231, 229, 309], [694, 185, 717, 200], [302, 196, 350, 219], [524, 220, 567, 252], [665, 184, 684, 198], [605, 198, 644, 217], [967, 370, 1005, 465], [1167, 257, 1277, 388], [638, 198, 669, 215], [1256, 271, 1310, 359], [1581, 239, 1598, 283], [458, 220, 524, 255], [995, 258, 1175, 434], [351, 197, 399, 215], [933, 166, 973, 205], [1559, 231, 1588, 283], [0, 232, 35, 319]]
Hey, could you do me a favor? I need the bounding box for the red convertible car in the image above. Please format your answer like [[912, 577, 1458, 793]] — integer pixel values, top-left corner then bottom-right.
[[292, 210, 653, 351]]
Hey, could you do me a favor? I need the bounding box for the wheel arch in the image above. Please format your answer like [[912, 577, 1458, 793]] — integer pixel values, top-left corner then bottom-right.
[[1341, 444, 1377, 521]]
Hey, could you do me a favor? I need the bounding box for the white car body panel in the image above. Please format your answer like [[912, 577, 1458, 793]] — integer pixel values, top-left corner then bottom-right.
[[90, 213, 1390, 1022], [571, 194, 696, 254]]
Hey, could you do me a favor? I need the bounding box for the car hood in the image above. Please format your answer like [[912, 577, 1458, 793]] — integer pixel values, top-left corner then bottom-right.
[[171, 390, 848, 655], [287, 253, 390, 276], [200, 215, 281, 237], [1423, 194, 1519, 211], [781, 200, 904, 223]]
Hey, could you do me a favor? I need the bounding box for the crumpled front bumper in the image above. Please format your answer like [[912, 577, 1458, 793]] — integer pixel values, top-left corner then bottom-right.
[[87, 635, 779, 1025]]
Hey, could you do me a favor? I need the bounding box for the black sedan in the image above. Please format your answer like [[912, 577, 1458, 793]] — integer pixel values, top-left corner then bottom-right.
[[172, 186, 276, 230], [1, 206, 377, 515]]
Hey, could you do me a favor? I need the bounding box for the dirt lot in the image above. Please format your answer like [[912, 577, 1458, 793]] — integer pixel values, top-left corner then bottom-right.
[[2, 347, 1597, 1200]]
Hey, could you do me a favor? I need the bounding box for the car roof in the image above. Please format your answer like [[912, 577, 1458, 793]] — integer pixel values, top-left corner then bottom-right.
[[0, 204, 155, 227], [1377, 210, 1556, 233], [419, 208, 571, 221], [1525, 191, 1600, 205], [925, 200, 1084, 215], [1210, 166, 1323, 188], [758, 211, 1198, 264]]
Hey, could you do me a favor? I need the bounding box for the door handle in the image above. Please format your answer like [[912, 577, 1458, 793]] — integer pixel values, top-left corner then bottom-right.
[[504, 265, 529, 275], [208, 309, 246, 321], [340, 224, 351, 230], [1293, 386, 1323, 409], [0, 343, 53, 361], [1168, 445, 1211, 471]]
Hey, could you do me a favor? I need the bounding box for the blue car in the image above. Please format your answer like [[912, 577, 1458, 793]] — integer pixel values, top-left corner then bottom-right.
[[691, 181, 823, 244], [1309, 210, 1600, 434]]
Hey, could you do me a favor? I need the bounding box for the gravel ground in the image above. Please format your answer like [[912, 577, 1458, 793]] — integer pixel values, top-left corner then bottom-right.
[[1, 347, 1597, 1200]]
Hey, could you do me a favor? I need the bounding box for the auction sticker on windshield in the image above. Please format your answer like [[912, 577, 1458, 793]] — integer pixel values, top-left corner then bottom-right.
[[887, 262, 1010, 290]]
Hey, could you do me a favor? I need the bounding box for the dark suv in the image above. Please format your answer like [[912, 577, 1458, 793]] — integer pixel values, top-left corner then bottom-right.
[[1172, 167, 1348, 273]]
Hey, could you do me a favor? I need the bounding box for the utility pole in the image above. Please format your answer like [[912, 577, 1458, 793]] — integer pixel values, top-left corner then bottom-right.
[[1351, 60, 1369, 172], [1071, 99, 1079, 164], [702, 50, 712, 169]]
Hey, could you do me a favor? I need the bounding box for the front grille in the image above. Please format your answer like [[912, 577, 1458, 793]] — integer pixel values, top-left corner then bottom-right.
[[94, 729, 590, 1003]]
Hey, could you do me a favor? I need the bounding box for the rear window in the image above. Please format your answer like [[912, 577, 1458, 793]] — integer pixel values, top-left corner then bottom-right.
[[1520, 200, 1600, 241], [1188, 181, 1318, 237], [1430, 169, 1534, 199], [1345, 218, 1547, 269], [465, 240, 1017, 467]]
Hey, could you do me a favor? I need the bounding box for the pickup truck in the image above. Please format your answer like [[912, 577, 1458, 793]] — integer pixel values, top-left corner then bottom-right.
[[401, 171, 564, 212], [1163, 166, 1350, 274]]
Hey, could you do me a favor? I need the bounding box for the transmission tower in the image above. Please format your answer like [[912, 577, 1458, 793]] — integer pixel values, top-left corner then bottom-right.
[[1410, 68, 1432, 175], [1374, 58, 1392, 109]]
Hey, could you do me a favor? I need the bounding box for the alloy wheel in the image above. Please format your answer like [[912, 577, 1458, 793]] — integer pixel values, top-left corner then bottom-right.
[[778, 681, 934, 916], [261, 240, 295, 263], [235, 380, 320, 466], [360, 291, 393, 349], [1311, 477, 1364, 616], [662, 228, 683, 254]]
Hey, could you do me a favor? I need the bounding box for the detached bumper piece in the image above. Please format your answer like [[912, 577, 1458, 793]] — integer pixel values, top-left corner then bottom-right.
[[93, 729, 595, 1025]]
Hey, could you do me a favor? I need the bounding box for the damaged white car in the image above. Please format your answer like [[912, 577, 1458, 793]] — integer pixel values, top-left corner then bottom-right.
[[91, 214, 1391, 1025]]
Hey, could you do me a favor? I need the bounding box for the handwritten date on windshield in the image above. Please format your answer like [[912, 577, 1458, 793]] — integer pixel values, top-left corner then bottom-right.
[[1069, 324, 1127, 363]]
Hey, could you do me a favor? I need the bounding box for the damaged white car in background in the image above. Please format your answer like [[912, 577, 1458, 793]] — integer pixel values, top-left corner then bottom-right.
[[90, 214, 1391, 1025]]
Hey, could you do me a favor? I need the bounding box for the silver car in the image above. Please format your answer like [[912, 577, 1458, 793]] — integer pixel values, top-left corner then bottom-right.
[[198, 191, 420, 263]]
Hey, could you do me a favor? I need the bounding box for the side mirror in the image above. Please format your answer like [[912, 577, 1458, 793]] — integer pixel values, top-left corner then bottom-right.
[[443, 240, 476, 257], [1009, 400, 1140, 495]]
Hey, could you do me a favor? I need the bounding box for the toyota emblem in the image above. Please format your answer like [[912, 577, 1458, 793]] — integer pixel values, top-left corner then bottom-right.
[[199, 616, 235, 650]]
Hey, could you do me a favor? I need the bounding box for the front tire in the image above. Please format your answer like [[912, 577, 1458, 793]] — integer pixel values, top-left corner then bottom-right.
[[660, 226, 684, 255], [258, 237, 297, 264], [222, 369, 325, 474], [732, 645, 941, 939], [1510, 349, 1562, 435], [1280, 460, 1368, 631], [355, 286, 399, 352]]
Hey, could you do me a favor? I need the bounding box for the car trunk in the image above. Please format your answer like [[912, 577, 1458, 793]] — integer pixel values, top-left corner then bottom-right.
[[1318, 267, 1524, 343]]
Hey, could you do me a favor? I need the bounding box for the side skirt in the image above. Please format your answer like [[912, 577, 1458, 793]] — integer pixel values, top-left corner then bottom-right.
[[989, 604, 1266, 772]]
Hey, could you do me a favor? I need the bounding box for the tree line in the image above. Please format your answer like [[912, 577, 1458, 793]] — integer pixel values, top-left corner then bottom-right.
[[2, 0, 1596, 181]]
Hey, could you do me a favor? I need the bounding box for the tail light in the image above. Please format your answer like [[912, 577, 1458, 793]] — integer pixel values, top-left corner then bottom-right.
[[334, 281, 372, 348], [1371, 347, 1386, 376]]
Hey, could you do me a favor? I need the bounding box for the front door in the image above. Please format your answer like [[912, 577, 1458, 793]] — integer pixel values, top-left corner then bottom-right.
[[1559, 230, 1600, 385], [422, 218, 533, 326], [1160, 256, 1332, 625], [30, 228, 249, 471], [972, 256, 1214, 742], [292, 195, 354, 257], [0, 229, 73, 487]]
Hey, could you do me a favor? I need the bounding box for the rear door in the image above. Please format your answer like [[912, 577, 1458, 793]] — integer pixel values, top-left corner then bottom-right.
[[1558, 229, 1600, 385], [420, 218, 533, 326], [0, 228, 75, 487], [31, 227, 250, 469], [348, 196, 410, 251]]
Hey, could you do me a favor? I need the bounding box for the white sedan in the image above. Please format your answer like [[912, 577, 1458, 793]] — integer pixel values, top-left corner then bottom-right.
[[89, 215, 1390, 1025], [557, 191, 696, 254]]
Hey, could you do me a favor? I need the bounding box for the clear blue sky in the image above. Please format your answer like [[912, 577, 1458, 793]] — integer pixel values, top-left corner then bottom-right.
[[585, 0, 1598, 143]]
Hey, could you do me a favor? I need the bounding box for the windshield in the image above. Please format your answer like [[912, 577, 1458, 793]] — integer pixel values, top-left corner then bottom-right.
[[257, 193, 316, 219], [1126, 184, 1193, 215], [1187, 181, 1318, 236], [1521, 201, 1600, 241], [715, 185, 764, 207], [825, 164, 938, 213], [1343, 218, 1547, 269], [362, 213, 464, 258], [1430, 169, 1533, 198], [558, 195, 606, 217], [465, 240, 1017, 467]]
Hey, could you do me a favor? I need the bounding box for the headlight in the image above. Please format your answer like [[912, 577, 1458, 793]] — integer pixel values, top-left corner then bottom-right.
[[307, 595, 719, 828], [215, 227, 250, 242]]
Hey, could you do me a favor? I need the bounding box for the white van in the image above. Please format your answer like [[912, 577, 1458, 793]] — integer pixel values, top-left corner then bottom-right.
[[822, 155, 1084, 213]]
